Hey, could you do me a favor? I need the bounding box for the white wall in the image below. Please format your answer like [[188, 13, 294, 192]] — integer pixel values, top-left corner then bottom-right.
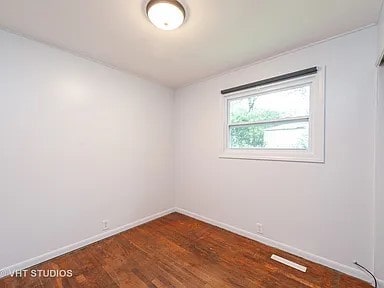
[[0, 30, 174, 270], [375, 5, 384, 283], [174, 27, 377, 274], [375, 67, 384, 282], [378, 3, 384, 64]]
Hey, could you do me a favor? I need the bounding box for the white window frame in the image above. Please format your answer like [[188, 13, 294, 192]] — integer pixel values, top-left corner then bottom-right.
[[220, 67, 325, 163]]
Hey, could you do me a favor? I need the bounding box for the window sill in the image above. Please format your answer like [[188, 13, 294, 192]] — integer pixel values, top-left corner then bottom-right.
[[219, 150, 324, 163]]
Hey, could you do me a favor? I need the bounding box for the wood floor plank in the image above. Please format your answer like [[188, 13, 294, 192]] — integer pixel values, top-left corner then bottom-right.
[[0, 213, 372, 288]]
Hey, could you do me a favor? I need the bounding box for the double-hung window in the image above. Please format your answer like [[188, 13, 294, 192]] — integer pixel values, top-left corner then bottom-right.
[[220, 67, 325, 162]]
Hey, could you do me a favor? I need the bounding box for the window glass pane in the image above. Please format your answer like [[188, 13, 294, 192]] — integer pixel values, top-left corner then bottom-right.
[[230, 120, 309, 149], [229, 85, 310, 124]]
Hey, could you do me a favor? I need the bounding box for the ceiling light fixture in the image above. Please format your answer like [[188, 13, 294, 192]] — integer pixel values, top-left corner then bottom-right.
[[146, 0, 186, 31]]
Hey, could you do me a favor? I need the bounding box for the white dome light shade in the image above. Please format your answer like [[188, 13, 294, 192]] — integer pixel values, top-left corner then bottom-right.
[[146, 0, 185, 31]]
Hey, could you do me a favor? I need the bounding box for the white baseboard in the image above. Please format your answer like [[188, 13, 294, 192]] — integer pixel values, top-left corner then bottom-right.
[[0, 208, 176, 279], [175, 208, 374, 285], [378, 278, 384, 288]]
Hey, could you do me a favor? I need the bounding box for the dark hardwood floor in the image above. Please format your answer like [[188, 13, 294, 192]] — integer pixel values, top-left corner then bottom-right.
[[0, 213, 371, 288]]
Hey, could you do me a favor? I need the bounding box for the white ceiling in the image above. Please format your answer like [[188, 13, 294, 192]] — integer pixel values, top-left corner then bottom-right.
[[0, 0, 382, 88]]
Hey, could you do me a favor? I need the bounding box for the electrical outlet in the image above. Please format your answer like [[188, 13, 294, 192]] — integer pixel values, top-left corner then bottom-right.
[[102, 220, 109, 231], [256, 223, 263, 234]]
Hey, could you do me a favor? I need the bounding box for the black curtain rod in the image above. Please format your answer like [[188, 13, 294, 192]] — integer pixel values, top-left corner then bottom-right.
[[221, 67, 318, 95]]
